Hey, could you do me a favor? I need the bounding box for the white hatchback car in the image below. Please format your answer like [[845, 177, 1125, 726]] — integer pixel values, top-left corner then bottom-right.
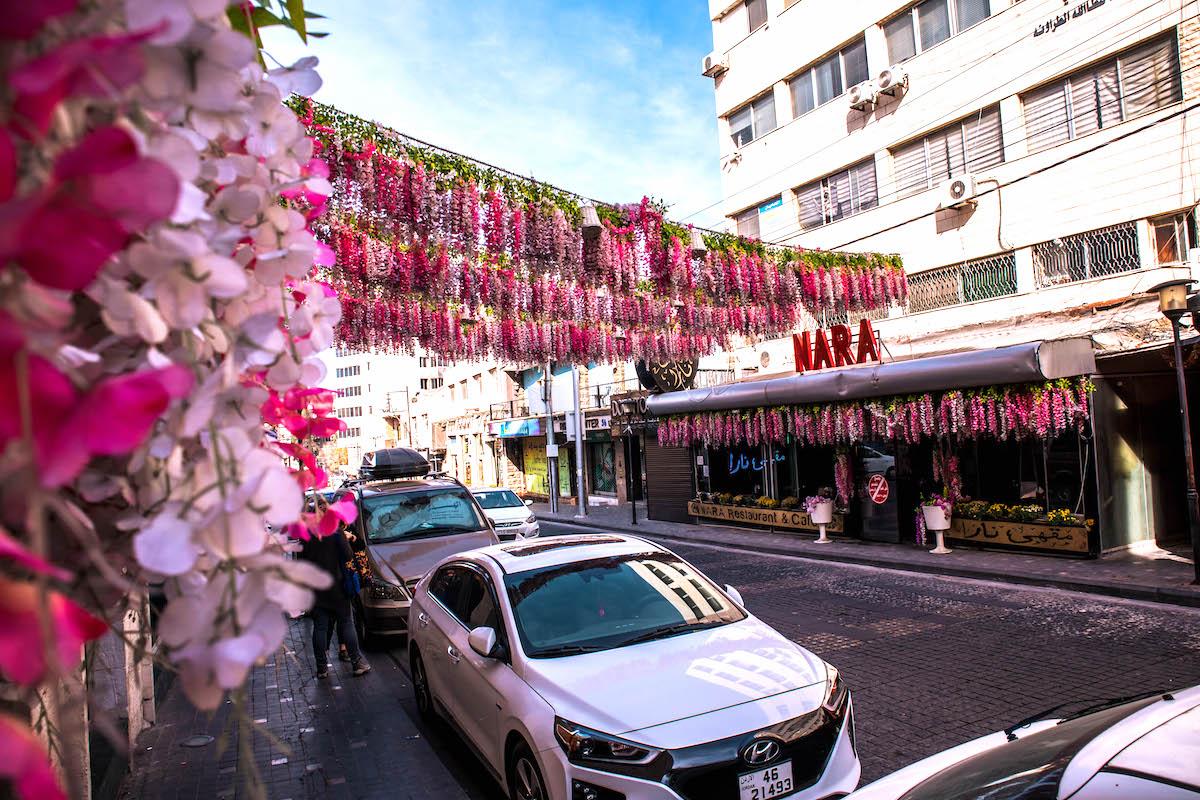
[[408, 534, 859, 800], [847, 685, 1200, 800], [472, 487, 540, 540]]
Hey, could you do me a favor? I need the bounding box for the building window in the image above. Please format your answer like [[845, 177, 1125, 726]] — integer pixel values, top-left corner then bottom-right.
[[729, 92, 777, 147], [1152, 211, 1197, 265], [744, 0, 767, 34], [1022, 34, 1180, 155], [884, 0, 989, 63], [340, 427, 361, 439], [906, 252, 1017, 314], [891, 105, 1003, 198], [795, 160, 879, 230], [732, 196, 781, 239], [788, 36, 868, 118], [1032, 222, 1140, 287], [335, 365, 360, 379], [420, 377, 443, 390], [340, 406, 362, 418], [340, 385, 362, 398]]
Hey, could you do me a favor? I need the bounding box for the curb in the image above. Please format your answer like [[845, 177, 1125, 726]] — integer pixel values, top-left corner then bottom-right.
[[541, 514, 1200, 610]]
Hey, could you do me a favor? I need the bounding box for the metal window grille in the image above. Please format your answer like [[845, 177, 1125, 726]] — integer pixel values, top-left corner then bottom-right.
[[1032, 221, 1139, 287], [905, 252, 1018, 314]]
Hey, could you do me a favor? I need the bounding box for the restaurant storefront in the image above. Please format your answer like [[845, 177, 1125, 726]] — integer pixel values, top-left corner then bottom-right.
[[646, 339, 1106, 556]]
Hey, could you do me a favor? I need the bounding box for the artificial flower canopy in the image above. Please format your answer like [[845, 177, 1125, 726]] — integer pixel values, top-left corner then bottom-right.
[[294, 98, 908, 363]]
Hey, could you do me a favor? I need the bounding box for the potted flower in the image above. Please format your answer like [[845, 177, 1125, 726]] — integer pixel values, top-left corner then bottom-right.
[[921, 493, 953, 554], [805, 489, 835, 544]]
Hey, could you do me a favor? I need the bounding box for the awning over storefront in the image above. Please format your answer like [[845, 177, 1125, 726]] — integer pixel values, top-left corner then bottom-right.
[[647, 339, 1095, 416]]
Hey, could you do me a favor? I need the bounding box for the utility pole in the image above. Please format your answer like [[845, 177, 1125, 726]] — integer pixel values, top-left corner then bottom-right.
[[572, 365, 588, 517], [544, 362, 559, 514]]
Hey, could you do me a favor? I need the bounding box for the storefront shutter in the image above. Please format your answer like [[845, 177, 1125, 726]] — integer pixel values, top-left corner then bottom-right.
[[643, 440, 694, 523], [1120, 35, 1181, 119], [1023, 80, 1070, 154], [964, 104, 1004, 171]]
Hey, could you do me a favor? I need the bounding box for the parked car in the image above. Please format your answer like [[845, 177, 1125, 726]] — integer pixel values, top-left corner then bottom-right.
[[408, 533, 859, 800], [471, 487, 540, 540], [336, 449, 498, 646], [846, 685, 1200, 800]]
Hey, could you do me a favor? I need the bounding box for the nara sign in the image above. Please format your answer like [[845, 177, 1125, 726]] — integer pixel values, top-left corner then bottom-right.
[[792, 318, 881, 374]]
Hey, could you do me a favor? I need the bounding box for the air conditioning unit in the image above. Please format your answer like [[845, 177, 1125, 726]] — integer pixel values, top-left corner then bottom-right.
[[939, 174, 979, 209], [876, 64, 909, 97], [702, 52, 729, 78], [848, 81, 878, 111]]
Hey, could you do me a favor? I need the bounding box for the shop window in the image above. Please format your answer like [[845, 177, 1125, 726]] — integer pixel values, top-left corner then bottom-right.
[[1022, 34, 1180, 155], [795, 160, 878, 230], [1152, 211, 1196, 265], [884, 0, 990, 64], [729, 92, 777, 148], [891, 105, 1003, 198], [788, 36, 868, 118], [706, 446, 770, 498]]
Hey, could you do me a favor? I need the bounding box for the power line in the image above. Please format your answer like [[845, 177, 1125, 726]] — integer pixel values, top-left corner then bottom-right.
[[683, 3, 1189, 227]]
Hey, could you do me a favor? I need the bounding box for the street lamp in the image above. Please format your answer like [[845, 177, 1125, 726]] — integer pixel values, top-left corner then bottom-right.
[[1150, 278, 1200, 584]]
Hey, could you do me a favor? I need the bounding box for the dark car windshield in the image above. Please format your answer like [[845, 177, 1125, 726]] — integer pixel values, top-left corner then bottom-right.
[[361, 488, 488, 543], [504, 552, 746, 658], [474, 490, 524, 510], [898, 696, 1161, 800]]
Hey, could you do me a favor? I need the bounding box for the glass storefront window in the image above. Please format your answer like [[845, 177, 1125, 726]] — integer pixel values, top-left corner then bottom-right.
[[707, 445, 770, 498], [588, 441, 616, 495]]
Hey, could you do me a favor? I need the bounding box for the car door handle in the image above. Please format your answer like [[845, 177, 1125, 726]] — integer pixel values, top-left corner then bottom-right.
[[417, 612, 430, 628], [447, 645, 461, 664]]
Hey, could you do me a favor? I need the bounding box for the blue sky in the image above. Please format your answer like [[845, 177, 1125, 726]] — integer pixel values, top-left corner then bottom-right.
[[264, 1, 725, 226]]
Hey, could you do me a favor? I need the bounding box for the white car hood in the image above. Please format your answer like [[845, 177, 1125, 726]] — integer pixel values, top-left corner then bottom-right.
[[483, 506, 529, 524], [521, 616, 828, 748]]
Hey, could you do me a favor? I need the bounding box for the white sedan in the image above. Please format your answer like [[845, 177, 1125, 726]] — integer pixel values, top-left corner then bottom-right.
[[407, 533, 859, 800], [472, 487, 540, 540], [847, 685, 1200, 800]]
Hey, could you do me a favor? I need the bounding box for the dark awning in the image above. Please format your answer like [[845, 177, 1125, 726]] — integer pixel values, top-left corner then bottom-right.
[[646, 339, 1095, 416]]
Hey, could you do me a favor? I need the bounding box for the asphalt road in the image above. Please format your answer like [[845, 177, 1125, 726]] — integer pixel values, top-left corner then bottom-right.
[[387, 519, 1200, 795]]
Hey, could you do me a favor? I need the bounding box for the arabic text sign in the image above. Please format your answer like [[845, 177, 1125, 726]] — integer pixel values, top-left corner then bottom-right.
[[1034, 0, 1108, 37]]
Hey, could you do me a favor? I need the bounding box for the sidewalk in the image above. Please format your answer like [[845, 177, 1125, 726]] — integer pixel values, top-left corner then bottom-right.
[[119, 619, 469, 800], [533, 501, 1200, 608]]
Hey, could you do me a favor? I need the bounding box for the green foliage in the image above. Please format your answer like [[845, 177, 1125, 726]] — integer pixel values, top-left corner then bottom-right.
[[229, 0, 327, 63]]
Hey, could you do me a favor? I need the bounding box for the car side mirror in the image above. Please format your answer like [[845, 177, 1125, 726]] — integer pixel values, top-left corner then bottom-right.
[[468, 626, 499, 658], [724, 585, 744, 607], [524, 499, 534, 506]]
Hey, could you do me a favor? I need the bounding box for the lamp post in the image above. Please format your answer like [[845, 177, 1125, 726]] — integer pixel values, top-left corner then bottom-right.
[[1151, 279, 1200, 584]]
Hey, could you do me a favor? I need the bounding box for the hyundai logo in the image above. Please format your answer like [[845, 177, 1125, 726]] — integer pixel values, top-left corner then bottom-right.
[[741, 738, 782, 766]]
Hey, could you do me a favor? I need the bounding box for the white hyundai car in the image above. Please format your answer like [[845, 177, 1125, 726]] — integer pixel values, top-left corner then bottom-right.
[[847, 685, 1200, 800], [408, 533, 859, 800], [472, 487, 540, 540]]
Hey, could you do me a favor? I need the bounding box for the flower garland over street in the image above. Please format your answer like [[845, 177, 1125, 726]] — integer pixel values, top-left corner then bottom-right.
[[293, 98, 908, 362], [657, 379, 1094, 449], [0, 2, 344, 796]]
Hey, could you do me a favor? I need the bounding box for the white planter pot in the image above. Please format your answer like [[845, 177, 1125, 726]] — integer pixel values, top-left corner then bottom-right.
[[922, 504, 951, 531], [809, 500, 834, 525]]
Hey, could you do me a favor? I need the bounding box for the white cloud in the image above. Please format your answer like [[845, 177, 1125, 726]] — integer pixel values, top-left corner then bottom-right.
[[261, 0, 725, 227]]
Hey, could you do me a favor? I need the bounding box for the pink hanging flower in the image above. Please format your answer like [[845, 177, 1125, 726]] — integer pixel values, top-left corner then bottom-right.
[[0, 577, 107, 687], [0, 713, 67, 800]]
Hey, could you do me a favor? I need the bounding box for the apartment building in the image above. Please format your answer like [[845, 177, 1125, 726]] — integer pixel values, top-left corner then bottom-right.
[[323, 348, 421, 478], [699, 0, 1200, 549]]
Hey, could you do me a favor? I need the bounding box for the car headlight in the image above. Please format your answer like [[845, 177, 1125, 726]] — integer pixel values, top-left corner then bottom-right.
[[525, 514, 536, 524], [823, 664, 849, 713], [554, 718, 659, 766], [367, 580, 407, 602]]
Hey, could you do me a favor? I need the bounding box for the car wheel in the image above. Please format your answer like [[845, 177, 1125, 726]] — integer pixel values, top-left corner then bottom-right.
[[507, 740, 547, 800], [410, 649, 436, 723]]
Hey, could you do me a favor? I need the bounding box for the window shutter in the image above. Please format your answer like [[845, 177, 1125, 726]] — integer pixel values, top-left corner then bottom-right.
[[885, 14, 916, 63], [850, 161, 878, 211], [791, 72, 816, 117], [1070, 61, 1118, 138], [842, 38, 869, 87], [1120, 35, 1181, 119], [826, 169, 852, 221], [964, 105, 1004, 170], [917, 0, 951, 50], [893, 138, 928, 197], [1023, 81, 1070, 154], [796, 182, 825, 230], [955, 0, 989, 30], [753, 94, 777, 137], [736, 208, 760, 238], [729, 105, 753, 146], [925, 124, 964, 186]]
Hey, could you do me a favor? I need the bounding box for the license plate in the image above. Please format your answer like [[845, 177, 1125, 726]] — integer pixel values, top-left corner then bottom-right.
[[738, 761, 794, 800]]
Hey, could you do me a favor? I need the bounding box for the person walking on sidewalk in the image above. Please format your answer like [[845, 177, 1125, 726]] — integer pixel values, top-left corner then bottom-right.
[[298, 525, 371, 679]]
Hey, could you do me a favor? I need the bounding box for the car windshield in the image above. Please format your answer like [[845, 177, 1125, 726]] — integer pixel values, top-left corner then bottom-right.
[[474, 490, 524, 510], [361, 488, 488, 543], [504, 552, 746, 658], [897, 696, 1162, 800]]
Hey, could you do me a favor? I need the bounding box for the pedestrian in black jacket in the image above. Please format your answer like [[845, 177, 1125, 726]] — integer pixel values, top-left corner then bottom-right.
[[298, 527, 371, 678]]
